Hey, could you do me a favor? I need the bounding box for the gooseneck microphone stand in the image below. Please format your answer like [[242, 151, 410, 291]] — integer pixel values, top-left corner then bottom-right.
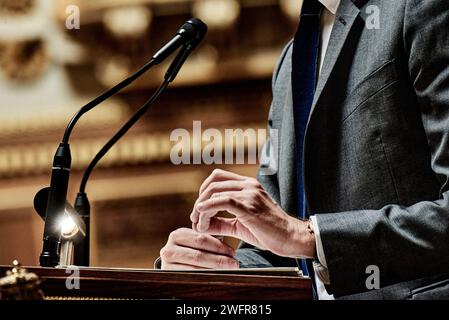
[[42, 59, 162, 268], [73, 81, 169, 267], [38, 58, 159, 267], [74, 42, 200, 266], [35, 18, 207, 268]]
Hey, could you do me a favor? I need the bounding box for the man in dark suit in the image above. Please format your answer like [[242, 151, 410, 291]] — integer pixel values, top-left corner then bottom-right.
[[159, 0, 449, 299]]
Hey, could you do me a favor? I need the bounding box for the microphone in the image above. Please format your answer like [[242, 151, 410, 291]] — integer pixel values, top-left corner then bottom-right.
[[38, 144, 71, 267], [152, 18, 207, 64], [35, 18, 207, 267]]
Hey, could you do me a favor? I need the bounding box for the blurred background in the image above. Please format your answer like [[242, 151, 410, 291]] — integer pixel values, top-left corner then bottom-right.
[[0, 0, 299, 268]]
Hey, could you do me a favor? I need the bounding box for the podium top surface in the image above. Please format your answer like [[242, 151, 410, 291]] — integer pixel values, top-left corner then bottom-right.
[[0, 265, 312, 300]]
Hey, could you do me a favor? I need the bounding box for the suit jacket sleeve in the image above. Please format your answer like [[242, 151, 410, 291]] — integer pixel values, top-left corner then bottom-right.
[[315, 0, 449, 297]]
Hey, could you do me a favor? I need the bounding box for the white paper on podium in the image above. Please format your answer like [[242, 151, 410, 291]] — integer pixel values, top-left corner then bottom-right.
[[69, 266, 304, 277]]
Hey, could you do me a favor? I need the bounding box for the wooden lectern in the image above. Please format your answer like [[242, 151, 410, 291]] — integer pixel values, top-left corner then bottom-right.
[[0, 265, 312, 300]]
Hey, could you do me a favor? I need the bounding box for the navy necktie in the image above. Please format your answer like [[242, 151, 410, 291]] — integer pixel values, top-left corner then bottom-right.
[[291, 0, 322, 283]]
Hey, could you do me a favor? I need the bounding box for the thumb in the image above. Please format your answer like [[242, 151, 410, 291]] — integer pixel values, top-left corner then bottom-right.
[[207, 217, 267, 251], [206, 217, 238, 237]]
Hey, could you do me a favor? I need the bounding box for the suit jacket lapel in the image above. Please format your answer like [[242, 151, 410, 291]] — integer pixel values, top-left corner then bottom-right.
[[278, 0, 369, 214], [309, 0, 364, 125], [279, 73, 298, 215]]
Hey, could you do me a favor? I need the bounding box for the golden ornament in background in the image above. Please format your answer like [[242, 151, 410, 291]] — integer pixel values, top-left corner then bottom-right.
[[0, 260, 44, 300], [0, 39, 48, 82], [0, 0, 35, 15]]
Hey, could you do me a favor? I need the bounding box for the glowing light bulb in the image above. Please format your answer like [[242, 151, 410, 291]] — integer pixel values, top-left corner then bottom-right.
[[59, 216, 77, 237]]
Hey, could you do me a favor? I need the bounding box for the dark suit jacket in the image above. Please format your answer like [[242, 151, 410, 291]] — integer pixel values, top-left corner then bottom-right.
[[237, 0, 449, 299]]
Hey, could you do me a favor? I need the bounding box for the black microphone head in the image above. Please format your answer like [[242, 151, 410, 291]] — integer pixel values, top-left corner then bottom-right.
[[152, 18, 207, 63], [178, 18, 207, 49]]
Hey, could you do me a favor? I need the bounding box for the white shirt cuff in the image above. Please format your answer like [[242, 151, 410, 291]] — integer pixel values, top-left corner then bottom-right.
[[310, 215, 328, 268], [310, 216, 331, 285]]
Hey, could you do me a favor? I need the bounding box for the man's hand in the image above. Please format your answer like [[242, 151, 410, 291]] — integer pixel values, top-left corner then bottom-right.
[[190, 169, 316, 259], [160, 227, 240, 270]]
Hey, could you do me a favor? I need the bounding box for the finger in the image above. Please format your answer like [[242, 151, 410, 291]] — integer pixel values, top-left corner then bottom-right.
[[162, 245, 239, 269], [199, 169, 246, 195], [169, 228, 235, 257], [206, 217, 266, 250], [209, 191, 246, 200], [190, 200, 200, 224], [191, 222, 224, 244], [190, 180, 246, 224], [205, 217, 238, 237], [196, 195, 247, 232], [200, 180, 246, 199]]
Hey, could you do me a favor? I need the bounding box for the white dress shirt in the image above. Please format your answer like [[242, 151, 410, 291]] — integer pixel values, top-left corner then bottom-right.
[[305, 0, 341, 300]]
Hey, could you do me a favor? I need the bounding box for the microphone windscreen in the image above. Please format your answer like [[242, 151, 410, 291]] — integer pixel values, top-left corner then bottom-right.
[[34, 187, 50, 220], [180, 18, 208, 48]]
